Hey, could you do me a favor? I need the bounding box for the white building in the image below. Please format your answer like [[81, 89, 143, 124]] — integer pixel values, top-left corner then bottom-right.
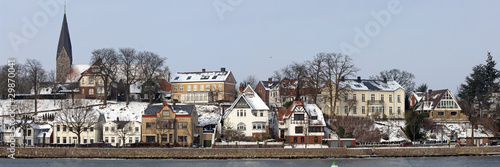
[[222, 85, 270, 140], [102, 121, 141, 146]]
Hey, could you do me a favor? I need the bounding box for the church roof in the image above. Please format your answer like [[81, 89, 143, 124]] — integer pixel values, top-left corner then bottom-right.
[[57, 13, 72, 64]]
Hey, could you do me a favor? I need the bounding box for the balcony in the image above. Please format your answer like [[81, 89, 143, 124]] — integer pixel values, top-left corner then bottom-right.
[[367, 100, 384, 106]]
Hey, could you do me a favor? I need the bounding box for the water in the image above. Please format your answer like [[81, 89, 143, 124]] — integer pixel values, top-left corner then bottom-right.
[[1, 156, 499, 167]]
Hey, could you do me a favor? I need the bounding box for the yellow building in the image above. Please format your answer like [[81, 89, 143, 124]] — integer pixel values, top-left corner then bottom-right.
[[171, 68, 237, 103], [141, 104, 198, 146], [321, 77, 406, 119]]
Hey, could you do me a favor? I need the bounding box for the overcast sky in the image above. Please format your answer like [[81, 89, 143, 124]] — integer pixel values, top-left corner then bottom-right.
[[1, 0, 499, 94]]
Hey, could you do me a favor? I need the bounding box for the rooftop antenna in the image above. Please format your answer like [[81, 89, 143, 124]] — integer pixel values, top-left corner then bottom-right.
[[64, 0, 66, 14]]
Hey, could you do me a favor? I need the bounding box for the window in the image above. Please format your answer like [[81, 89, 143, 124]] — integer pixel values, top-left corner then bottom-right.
[[174, 77, 179, 80], [252, 122, 265, 130], [57, 137, 60, 143], [362, 94, 365, 102], [200, 84, 204, 91], [295, 126, 303, 134], [57, 125, 60, 131], [371, 94, 375, 101], [146, 122, 155, 129], [178, 136, 187, 142], [344, 106, 348, 114], [63, 125, 66, 131], [89, 77, 94, 84], [105, 127, 109, 132], [84, 127, 88, 131], [180, 86, 184, 92], [451, 111, 458, 116], [260, 111, 263, 117], [397, 95, 401, 103], [389, 95, 393, 102], [218, 84, 222, 91], [212, 76, 217, 79], [174, 86, 178, 92], [178, 122, 187, 129], [193, 85, 197, 91], [105, 137, 109, 143], [311, 116, 318, 120], [89, 88, 94, 95], [81, 78, 85, 85], [90, 127, 94, 132], [294, 114, 304, 120], [353, 94, 356, 101], [344, 95, 348, 101], [362, 106, 365, 114], [205, 85, 210, 91], [301, 137, 304, 143], [63, 137, 67, 144], [129, 137, 133, 143], [237, 123, 246, 130], [90, 139, 94, 144], [111, 137, 115, 143], [438, 112, 444, 116], [187, 76, 192, 80], [82, 89, 85, 95], [293, 137, 297, 143], [135, 137, 139, 143], [353, 106, 357, 114], [111, 127, 115, 132], [397, 107, 401, 115], [314, 137, 318, 143], [135, 127, 139, 132], [187, 85, 191, 91], [389, 107, 393, 114], [381, 94, 384, 101], [163, 111, 170, 117], [212, 84, 216, 91], [309, 127, 322, 132], [84, 138, 87, 144]]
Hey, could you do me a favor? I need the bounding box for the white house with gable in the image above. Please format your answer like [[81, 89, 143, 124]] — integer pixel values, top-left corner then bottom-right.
[[222, 85, 270, 140], [102, 120, 141, 146]]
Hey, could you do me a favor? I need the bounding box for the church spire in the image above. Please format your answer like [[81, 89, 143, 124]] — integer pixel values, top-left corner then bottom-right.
[[56, 8, 72, 83]]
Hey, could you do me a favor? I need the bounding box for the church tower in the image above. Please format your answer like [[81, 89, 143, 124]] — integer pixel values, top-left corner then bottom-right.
[[56, 10, 72, 83]]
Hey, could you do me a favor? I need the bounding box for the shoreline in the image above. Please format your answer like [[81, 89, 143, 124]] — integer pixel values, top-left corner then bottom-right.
[[2, 146, 500, 159]]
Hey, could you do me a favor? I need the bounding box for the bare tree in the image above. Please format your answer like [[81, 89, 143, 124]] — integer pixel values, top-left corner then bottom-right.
[[370, 69, 415, 95], [222, 118, 244, 141], [25, 59, 47, 115], [306, 53, 326, 104], [47, 70, 57, 105], [321, 53, 359, 117], [118, 48, 138, 106], [91, 48, 119, 106], [137, 51, 169, 104], [116, 122, 136, 147], [241, 75, 258, 89], [278, 62, 308, 102], [57, 100, 99, 144]]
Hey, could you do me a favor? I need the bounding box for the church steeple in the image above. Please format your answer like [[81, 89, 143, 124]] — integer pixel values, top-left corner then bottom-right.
[[56, 11, 73, 83]]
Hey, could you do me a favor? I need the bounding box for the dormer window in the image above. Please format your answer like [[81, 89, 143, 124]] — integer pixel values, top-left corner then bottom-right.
[[311, 116, 317, 120], [187, 76, 192, 80], [212, 76, 217, 79], [174, 77, 179, 80]]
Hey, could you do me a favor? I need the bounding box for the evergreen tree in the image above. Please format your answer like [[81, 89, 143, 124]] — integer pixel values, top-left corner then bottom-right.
[[458, 52, 499, 117], [404, 110, 426, 141]]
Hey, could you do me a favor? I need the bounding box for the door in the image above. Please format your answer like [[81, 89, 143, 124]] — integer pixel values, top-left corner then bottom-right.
[[203, 140, 211, 147]]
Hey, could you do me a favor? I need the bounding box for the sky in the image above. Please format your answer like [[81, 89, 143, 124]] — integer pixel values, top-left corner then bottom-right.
[[1, 0, 500, 94]]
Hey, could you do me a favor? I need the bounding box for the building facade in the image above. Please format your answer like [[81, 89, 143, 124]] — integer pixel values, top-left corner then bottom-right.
[[222, 86, 270, 140], [414, 89, 468, 119], [276, 101, 326, 144], [321, 77, 406, 118], [170, 68, 237, 104], [52, 122, 99, 144], [102, 121, 141, 146], [56, 12, 72, 83], [141, 104, 198, 146], [78, 59, 117, 99], [255, 78, 281, 109]]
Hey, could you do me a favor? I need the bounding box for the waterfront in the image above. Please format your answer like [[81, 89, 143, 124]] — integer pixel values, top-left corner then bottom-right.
[[1, 156, 499, 167]]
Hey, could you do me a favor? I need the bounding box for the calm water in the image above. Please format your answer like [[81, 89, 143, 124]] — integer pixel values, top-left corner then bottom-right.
[[1, 156, 499, 167]]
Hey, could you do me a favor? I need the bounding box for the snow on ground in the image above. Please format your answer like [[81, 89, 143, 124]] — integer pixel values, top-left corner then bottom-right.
[[196, 105, 221, 126], [424, 120, 493, 141], [374, 120, 409, 142]]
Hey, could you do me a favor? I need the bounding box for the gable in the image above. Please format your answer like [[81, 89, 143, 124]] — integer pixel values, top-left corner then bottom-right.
[[435, 91, 460, 110], [234, 97, 250, 108]]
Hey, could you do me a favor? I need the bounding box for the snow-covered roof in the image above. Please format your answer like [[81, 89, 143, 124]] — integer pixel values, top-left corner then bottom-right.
[[196, 105, 221, 126], [414, 89, 460, 111], [169, 105, 195, 116], [258, 80, 280, 91], [412, 92, 424, 102], [304, 104, 326, 126], [171, 70, 232, 83], [66, 64, 91, 83], [339, 79, 404, 91]]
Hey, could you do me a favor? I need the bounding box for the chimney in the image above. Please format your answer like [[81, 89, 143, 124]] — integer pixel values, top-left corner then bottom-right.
[[383, 77, 387, 83], [357, 76, 361, 83], [239, 83, 244, 92], [428, 89, 432, 96], [117, 117, 119, 122], [268, 78, 272, 82], [202, 68, 206, 72], [340, 76, 345, 81], [221, 67, 226, 72]]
